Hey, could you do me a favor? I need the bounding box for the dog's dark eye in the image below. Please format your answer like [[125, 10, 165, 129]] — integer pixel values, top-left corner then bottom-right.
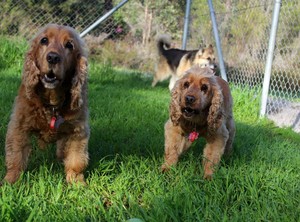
[[65, 41, 73, 50], [184, 81, 190, 89], [201, 84, 208, 92], [207, 57, 211, 61], [40, 37, 48, 45]]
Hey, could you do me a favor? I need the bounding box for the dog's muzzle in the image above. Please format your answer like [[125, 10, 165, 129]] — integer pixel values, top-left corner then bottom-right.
[[182, 94, 200, 117], [200, 63, 217, 74], [41, 71, 60, 89], [210, 64, 217, 74], [182, 107, 199, 118], [40, 51, 62, 89]]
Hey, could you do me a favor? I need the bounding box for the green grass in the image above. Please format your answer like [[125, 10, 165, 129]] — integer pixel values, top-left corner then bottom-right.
[[0, 37, 300, 221]]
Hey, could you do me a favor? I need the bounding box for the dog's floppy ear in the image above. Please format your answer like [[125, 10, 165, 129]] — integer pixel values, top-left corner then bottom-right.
[[170, 81, 182, 125], [207, 79, 223, 135], [22, 39, 40, 99], [70, 54, 88, 110]]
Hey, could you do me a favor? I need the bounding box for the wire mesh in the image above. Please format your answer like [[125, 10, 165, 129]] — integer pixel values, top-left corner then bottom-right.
[[187, 0, 300, 132], [0, 0, 125, 40]]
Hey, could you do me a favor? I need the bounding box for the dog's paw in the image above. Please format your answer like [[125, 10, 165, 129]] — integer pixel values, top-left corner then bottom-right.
[[203, 173, 213, 180], [3, 171, 21, 184], [161, 163, 171, 173], [66, 171, 86, 185]]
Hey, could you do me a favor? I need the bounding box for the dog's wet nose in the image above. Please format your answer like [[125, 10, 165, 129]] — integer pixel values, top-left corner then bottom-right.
[[185, 95, 195, 104], [47, 52, 61, 64]]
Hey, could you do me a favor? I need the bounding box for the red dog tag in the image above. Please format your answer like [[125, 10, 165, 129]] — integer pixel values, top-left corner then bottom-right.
[[50, 116, 56, 130], [188, 131, 199, 142], [50, 116, 65, 130]]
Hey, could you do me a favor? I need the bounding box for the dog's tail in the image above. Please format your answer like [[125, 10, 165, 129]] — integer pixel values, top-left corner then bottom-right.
[[157, 35, 172, 55]]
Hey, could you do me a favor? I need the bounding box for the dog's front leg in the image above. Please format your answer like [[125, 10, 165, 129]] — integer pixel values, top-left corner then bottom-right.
[[61, 132, 89, 184], [203, 125, 229, 179], [161, 119, 192, 171], [4, 120, 31, 184]]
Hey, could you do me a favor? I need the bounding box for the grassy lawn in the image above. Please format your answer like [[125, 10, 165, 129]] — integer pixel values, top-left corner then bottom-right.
[[0, 37, 299, 221]]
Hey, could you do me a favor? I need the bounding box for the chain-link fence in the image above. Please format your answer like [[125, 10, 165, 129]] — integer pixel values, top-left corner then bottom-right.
[[0, 0, 127, 39], [1, 0, 299, 132], [208, 0, 300, 132], [187, 1, 300, 132]]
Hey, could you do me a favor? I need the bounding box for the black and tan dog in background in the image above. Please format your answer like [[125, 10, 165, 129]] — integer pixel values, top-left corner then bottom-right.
[[152, 35, 217, 90]]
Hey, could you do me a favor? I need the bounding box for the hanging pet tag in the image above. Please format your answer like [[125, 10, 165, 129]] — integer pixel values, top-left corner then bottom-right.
[[50, 116, 56, 130], [188, 131, 199, 142], [50, 116, 65, 130]]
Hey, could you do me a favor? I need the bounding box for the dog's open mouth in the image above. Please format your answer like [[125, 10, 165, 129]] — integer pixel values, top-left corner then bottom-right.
[[41, 71, 60, 89], [182, 107, 199, 118]]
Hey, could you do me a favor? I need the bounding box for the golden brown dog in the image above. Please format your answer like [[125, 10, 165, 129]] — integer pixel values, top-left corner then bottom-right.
[[3, 24, 89, 184], [152, 35, 217, 91], [161, 66, 235, 179]]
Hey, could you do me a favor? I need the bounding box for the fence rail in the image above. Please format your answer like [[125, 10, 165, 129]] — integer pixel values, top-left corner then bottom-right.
[[1, 0, 299, 132]]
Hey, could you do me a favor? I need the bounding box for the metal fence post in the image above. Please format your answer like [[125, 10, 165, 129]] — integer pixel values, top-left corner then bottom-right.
[[80, 0, 130, 38], [207, 0, 227, 81], [260, 0, 282, 117], [182, 0, 192, 50]]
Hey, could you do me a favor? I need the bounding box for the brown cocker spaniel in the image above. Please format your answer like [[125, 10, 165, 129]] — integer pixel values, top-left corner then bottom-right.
[[161, 66, 235, 179], [3, 24, 89, 184]]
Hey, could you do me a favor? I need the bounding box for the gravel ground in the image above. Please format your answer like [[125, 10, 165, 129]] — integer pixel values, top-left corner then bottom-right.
[[267, 99, 300, 133]]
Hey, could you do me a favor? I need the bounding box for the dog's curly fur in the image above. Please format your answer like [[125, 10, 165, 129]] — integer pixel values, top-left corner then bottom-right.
[[161, 66, 235, 179], [3, 24, 89, 184]]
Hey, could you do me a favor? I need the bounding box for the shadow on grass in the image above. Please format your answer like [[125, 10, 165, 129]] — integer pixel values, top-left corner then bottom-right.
[[87, 69, 170, 169]]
